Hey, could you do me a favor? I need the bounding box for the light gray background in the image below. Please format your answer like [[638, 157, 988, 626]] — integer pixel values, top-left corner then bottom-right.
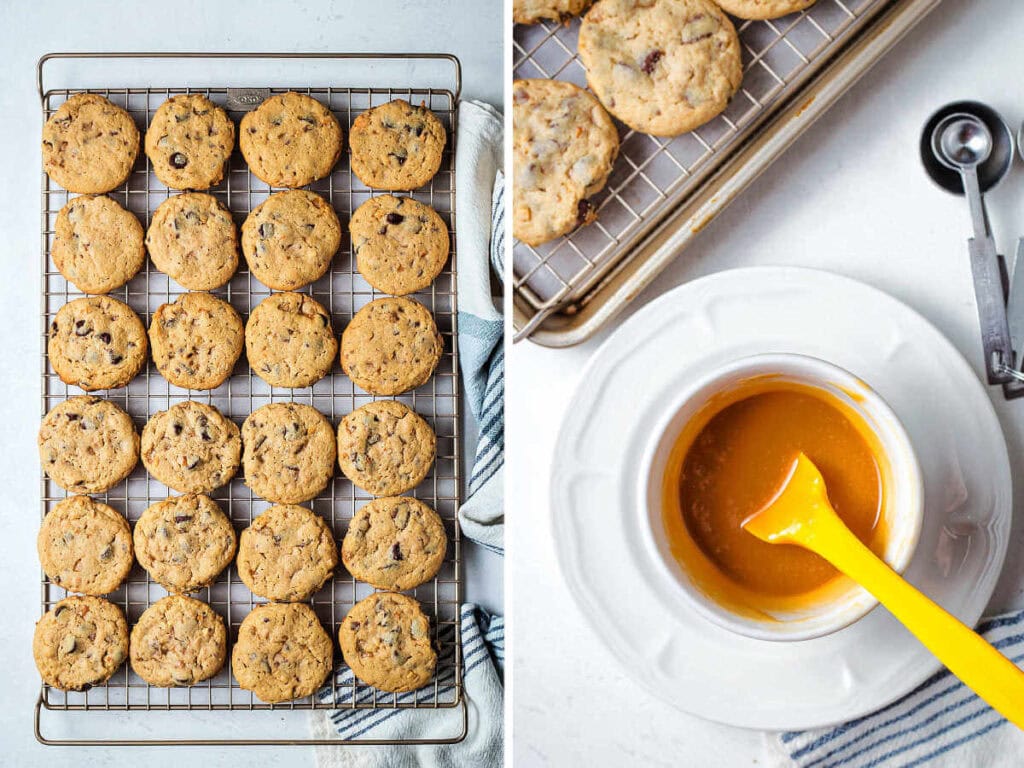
[[510, 0, 1024, 764], [0, 1, 502, 765]]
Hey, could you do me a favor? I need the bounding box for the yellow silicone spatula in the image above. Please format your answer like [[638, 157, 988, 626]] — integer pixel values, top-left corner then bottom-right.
[[742, 452, 1024, 731]]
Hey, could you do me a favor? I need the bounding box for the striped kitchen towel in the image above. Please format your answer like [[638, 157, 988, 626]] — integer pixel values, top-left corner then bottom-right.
[[312, 604, 504, 767], [454, 100, 504, 554], [768, 608, 1024, 768]]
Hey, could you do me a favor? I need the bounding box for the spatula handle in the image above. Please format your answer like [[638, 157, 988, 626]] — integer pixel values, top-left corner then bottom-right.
[[814, 519, 1024, 731]]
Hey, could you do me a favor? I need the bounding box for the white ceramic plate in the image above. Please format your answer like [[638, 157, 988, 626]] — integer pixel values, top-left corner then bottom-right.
[[550, 266, 1011, 730]]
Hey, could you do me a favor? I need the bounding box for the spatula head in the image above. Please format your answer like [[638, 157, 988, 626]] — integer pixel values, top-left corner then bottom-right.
[[741, 452, 839, 546]]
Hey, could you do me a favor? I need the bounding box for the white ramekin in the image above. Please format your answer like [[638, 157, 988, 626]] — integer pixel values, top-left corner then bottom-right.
[[638, 353, 923, 642]]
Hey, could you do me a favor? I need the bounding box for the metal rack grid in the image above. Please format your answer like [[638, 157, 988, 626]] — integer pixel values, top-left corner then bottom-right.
[[37, 52, 466, 746], [512, 0, 898, 339]]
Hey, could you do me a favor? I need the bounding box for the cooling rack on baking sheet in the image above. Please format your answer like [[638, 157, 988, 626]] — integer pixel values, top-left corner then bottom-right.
[[512, 0, 941, 344], [36, 52, 466, 746]]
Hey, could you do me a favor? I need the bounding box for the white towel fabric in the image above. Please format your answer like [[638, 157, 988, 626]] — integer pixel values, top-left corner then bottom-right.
[[312, 604, 504, 766], [454, 100, 505, 554], [765, 609, 1024, 768]]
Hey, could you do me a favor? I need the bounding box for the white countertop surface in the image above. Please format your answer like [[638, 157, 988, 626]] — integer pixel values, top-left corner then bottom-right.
[[0, 1, 502, 766], [510, 0, 1024, 765]]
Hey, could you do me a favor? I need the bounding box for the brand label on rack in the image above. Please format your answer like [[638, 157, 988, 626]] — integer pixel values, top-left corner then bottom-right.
[[226, 88, 271, 111]]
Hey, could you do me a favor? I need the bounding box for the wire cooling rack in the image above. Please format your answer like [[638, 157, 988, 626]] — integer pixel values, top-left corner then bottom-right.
[[37, 52, 465, 746], [512, 0, 940, 343]]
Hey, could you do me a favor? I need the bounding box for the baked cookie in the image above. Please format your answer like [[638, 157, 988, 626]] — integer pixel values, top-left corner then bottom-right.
[[349, 100, 446, 191], [337, 401, 435, 496], [713, 0, 816, 19], [145, 94, 235, 190], [241, 190, 340, 290], [236, 504, 337, 601], [149, 292, 244, 390], [242, 403, 336, 504], [130, 595, 227, 686], [48, 295, 147, 391], [239, 92, 343, 188], [349, 195, 449, 295], [340, 297, 443, 396], [33, 596, 128, 691], [513, 0, 593, 23], [38, 495, 133, 596], [146, 193, 239, 290], [342, 497, 447, 591], [38, 395, 139, 494], [42, 93, 140, 194], [578, 0, 743, 136], [51, 195, 145, 294], [512, 79, 620, 246], [134, 494, 237, 593], [338, 592, 436, 692], [245, 292, 337, 388], [141, 401, 241, 493], [232, 602, 333, 703]]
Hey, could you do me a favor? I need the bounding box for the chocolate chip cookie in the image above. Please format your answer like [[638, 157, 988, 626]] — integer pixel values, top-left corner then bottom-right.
[[245, 292, 337, 388], [236, 504, 337, 601], [512, 79, 620, 246], [336, 401, 435, 496], [134, 494, 237, 593], [578, 0, 743, 136], [239, 92, 343, 188], [714, 0, 816, 19], [241, 190, 341, 290], [34, 596, 129, 691], [242, 403, 336, 504], [340, 297, 443, 396], [232, 602, 333, 703], [146, 193, 239, 290], [338, 592, 436, 692], [130, 595, 227, 686], [513, 0, 593, 23], [145, 94, 235, 190], [42, 93, 140, 194], [342, 497, 447, 591], [39, 395, 139, 494], [141, 401, 241, 493], [48, 295, 148, 391], [38, 495, 133, 596], [349, 195, 449, 295], [349, 100, 446, 191], [51, 195, 145, 294], [149, 292, 244, 390]]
